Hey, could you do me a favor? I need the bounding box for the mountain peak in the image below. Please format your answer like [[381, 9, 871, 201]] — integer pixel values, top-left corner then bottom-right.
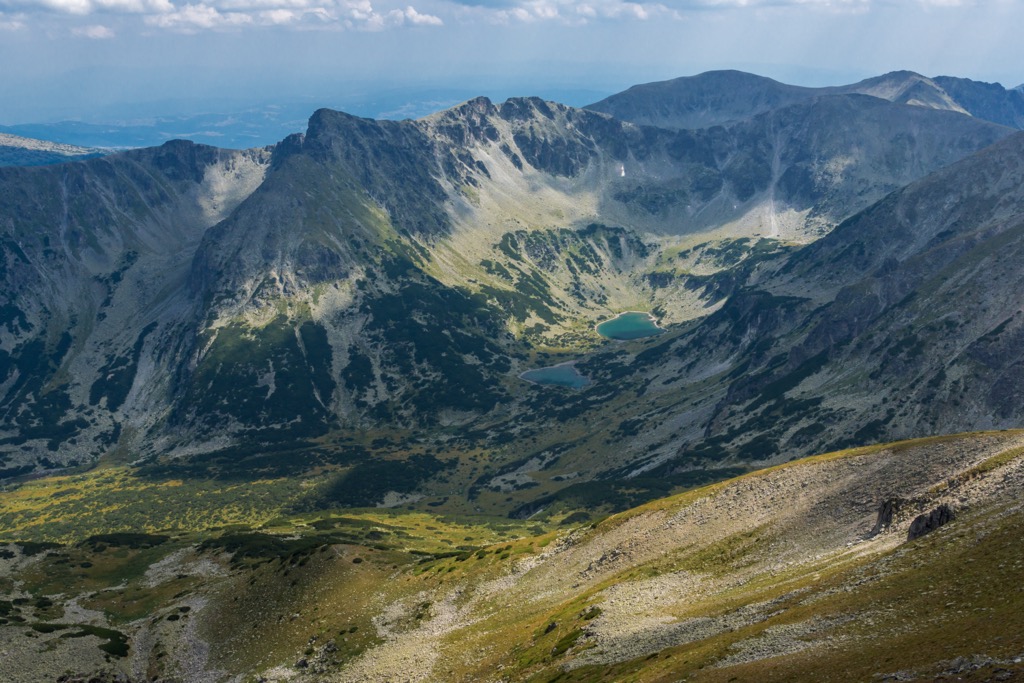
[[428, 95, 495, 119], [682, 69, 790, 85], [498, 96, 560, 121], [307, 106, 371, 127], [585, 70, 814, 129], [844, 70, 947, 105], [871, 69, 927, 80], [464, 95, 493, 109]]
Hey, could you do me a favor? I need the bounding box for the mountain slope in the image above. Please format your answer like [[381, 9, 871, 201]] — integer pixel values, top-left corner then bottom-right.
[[319, 431, 1024, 683], [932, 75, 1024, 128], [0, 141, 271, 474], [843, 70, 968, 112], [156, 95, 1012, 457], [432, 94, 1012, 242]]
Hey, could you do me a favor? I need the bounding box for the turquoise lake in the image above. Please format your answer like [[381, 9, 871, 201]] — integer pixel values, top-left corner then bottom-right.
[[519, 363, 591, 389], [596, 311, 664, 340]]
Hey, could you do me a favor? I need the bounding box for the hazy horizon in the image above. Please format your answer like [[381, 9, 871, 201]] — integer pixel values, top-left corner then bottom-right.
[[1, 0, 1022, 128]]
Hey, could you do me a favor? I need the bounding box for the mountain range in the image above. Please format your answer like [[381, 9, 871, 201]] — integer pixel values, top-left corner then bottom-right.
[[587, 69, 1024, 130], [0, 69, 1019, 488], [1, 68, 1024, 681]]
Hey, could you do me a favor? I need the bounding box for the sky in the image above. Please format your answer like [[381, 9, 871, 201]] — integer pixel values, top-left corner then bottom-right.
[[1, 0, 1023, 124]]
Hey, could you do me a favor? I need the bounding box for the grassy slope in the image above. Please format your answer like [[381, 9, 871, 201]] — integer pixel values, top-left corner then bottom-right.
[[0, 430, 1022, 681]]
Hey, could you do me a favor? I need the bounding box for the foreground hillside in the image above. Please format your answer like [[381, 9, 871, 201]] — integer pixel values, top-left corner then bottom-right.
[[0, 430, 1021, 681]]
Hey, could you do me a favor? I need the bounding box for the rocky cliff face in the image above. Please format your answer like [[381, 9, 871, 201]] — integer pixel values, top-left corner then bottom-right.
[[0, 142, 271, 473], [425, 92, 1011, 243]]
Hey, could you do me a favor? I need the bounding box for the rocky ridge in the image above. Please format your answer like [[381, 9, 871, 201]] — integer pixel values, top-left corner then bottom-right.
[[0, 132, 105, 167]]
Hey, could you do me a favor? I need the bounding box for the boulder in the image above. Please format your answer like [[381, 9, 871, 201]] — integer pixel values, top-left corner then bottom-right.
[[908, 504, 955, 540]]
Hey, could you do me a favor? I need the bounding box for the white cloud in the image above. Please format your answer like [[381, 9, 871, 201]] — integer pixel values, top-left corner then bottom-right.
[[144, 2, 252, 28], [462, 0, 880, 21], [528, 0, 559, 18], [217, 0, 321, 10], [674, 0, 866, 6], [0, 0, 441, 32], [402, 4, 440, 24], [18, 0, 172, 13], [257, 6, 296, 21], [1, 0, 934, 34], [342, 0, 441, 29], [488, 0, 678, 23], [31, 0, 92, 14], [71, 20, 113, 33]]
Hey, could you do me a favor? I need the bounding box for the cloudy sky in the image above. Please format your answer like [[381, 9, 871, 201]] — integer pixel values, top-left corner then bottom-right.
[[1, 0, 1022, 123]]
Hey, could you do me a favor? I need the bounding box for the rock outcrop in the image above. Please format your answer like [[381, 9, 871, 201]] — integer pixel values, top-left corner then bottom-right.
[[908, 503, 956, 540]]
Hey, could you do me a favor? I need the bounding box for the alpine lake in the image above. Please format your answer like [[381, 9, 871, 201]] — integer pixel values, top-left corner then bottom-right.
[[519, 363, 591, 389], [595, 311, 664, 340], [519, 312, 664, 388]]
